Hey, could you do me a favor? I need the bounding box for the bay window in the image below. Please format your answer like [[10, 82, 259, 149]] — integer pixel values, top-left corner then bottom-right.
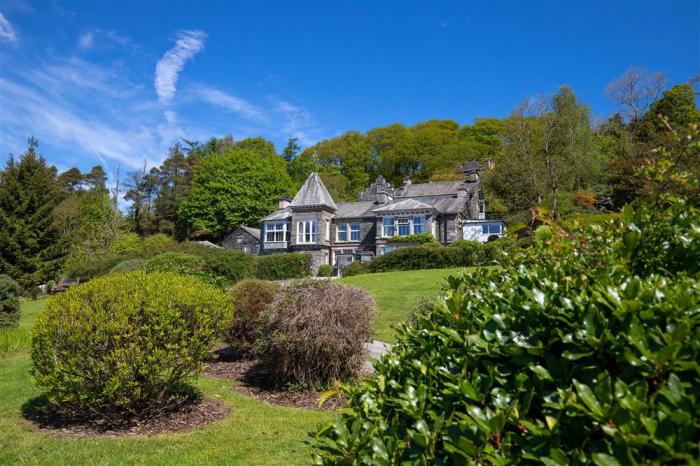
[[413, 216, 425, 234], [297, 220, 317, 244], [397, 218, 410, 236], [265, 222, 287, 242]]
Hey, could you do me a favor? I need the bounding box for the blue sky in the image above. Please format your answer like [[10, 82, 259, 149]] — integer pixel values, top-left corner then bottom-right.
[[0, 0, 697, 176]]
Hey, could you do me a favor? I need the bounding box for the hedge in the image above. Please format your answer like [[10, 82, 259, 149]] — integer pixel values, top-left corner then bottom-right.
[[253, 253, 310, 281]]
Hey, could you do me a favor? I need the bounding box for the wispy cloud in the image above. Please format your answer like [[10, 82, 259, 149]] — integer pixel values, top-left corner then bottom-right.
[[274, 98, 317, 145], [0, 12, 18, 43], [155, 30, 206, 103], [194, 85, 267, 122], [78, 31, 94, 49]]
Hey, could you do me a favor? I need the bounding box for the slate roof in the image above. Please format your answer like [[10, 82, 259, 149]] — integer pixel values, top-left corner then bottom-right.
[[335, 201, 376, 218], [240, 226, 261, 240], [399, 180, 463, 197], [372, 198, 435, 213], [262, 207, 292, 221], [291, 172, 338, 210]]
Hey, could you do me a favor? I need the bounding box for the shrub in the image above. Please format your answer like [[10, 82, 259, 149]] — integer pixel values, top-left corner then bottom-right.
[[143, 252, 227, 289], [317, 264, 333, 277], [261, 281, 375, 386], [142, 233, 174, 251], [109, 258, 147, 274], [313, 197, 700, 464], [109, 232, 144, 256], [386, 233, 436, 244], [65, 255, 129, 281], [155, 242, 255, 284], [367, 241, 503, 273], [341, 260, 368, 277], [31, 272, 232, 421], [253, 253, 309, 280], [225, 279, 280, 357], [0, 275, 21, 328]]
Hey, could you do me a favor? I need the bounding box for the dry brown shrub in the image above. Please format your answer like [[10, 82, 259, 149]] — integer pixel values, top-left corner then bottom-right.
[[261, 280, 376, 386]]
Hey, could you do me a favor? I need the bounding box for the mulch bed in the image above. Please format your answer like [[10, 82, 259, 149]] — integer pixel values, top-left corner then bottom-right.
[[24, 398, 230, 438], [204, 356, 346, 411]]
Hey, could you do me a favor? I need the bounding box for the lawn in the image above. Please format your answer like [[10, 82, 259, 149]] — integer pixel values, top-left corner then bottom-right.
[[0, 299, 334, 466], [340, 267, 473, 342]]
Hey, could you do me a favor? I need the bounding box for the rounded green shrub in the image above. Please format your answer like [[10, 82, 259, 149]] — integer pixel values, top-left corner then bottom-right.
[[142, 233, 174, 251], [108, 232, 144, 256], [109, 258, 147, 274], [253, 253, 310, 280], [313, 199, 700, 464], [144, 252, 206, 271], [317, 264, 333, 277], [262, 280, 376, 386], [31, 271, 232, 421], [225, 279, 280, 357], [341, 261, 368, 277], [0, 274, 21, 328]]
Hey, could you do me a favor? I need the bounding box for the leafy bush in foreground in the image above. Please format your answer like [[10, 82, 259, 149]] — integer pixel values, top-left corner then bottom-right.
[[225, 279, 280, 357], [0, 274, 21, 328], [262, 281, 376, 386], [314, 201, 700, 463], [31, 272, 232, 421]]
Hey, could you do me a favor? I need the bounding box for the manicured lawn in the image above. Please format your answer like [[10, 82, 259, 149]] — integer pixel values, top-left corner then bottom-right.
[[340, 267, 473, 343], [0, 299, 333, 466]]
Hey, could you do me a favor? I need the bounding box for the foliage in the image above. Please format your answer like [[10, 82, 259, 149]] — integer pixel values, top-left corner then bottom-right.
[[65, 254, 130, 281], [178, 148, 293, 239], [109, 258, 147, 274], [261, 281, 375, 386], [0, 139, 63, 290], [312, 133, 700, 464], [341, 261, 369, 277], [252, 253, 310, 281], [143, 233, 174, 251], [386, 233, 436, 244], [109, 232, 144, 256], [143, 252, 227, 289], [225, 279, 280, 357], [317, 264, 333, 277], [0, 274, 21, 328], [31, 272, 232, 421], [153, 242, 255, 284]]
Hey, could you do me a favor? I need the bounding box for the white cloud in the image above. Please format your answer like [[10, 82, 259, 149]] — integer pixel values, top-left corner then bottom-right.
[[155, 30, 206, 103], [78, 31, 94, 49], [0, 12, 18, 43], [274, 98, 317, 145], [194, 85, 267, 122]]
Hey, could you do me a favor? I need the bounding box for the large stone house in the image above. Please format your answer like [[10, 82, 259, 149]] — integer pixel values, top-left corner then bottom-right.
[[257, 161, 505, 271]]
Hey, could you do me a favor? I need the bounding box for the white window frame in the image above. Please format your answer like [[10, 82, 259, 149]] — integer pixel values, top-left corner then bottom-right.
[[481, 223, 502, 235], [397, 217, 411, 237], [337, 223, 348, 242], [382, 217, 395, 237], [350, 223, 361, 241], [324, 219, 330, 241], [265, 222, 287, 242], [297, 220, 318, 244]]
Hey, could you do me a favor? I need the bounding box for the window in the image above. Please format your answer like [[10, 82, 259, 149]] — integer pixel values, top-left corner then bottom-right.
[[381, 245, 395, 255], [350, 223, 360, 241], [297, 220, 317, 244], [413, 216, 425, 234], [482, 223, 502, 235], [382, 217, 395, 237], [337, 223, 348, 242], [397, 218, 410, 236], [479, 201, 485, 214], [324, 219, 330, 241], [265, 222, 287, 242]]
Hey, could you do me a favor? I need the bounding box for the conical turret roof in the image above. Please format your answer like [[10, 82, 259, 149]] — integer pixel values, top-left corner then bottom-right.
[[290, 172, 337, 210]]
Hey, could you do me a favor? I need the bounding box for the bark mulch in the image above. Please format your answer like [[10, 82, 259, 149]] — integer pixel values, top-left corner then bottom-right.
[[204, 356, 346, 411], [22, 397, 230, 438]]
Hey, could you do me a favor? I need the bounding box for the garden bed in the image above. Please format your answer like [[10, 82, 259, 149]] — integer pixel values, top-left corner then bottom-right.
[[22, 397, 230, 438], [204, 356, 346, 411]]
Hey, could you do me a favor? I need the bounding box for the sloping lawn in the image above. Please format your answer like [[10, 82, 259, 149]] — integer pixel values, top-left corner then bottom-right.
[[340, 267, 473, 343], [0, 299, 333, 466]]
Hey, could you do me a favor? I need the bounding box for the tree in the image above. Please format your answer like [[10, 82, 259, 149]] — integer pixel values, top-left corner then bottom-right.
[[641, 84, 700, 144], [605, 68, 667, 122], [57, 168, 84, 192], [282, 137, 301, 163], [0, 138, 63, 289], [178, 149, 294, 239]]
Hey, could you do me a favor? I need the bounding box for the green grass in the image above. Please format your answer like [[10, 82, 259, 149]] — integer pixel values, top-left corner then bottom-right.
[[0, 299, 334, 466], [340, 267, 473, 343], [0, 297, 50, 353]]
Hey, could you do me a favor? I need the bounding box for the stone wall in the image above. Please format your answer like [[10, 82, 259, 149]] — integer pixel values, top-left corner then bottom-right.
[[221, 229, 259, 254]]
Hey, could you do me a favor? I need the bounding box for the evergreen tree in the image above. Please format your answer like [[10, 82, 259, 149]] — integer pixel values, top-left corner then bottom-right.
[[0, 138, 63, 289]]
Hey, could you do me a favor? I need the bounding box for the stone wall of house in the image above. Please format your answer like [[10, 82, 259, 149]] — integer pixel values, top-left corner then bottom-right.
[[221, 229, 259, 254]]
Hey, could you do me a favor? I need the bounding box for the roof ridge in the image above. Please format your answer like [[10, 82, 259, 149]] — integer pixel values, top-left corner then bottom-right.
[[291, 172, 338, 210]]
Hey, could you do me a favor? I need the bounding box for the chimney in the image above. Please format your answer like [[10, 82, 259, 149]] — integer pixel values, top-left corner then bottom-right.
[[377, 190, 393, 204], [457, 182, 468, 198], [278, 197, 291, 209]]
